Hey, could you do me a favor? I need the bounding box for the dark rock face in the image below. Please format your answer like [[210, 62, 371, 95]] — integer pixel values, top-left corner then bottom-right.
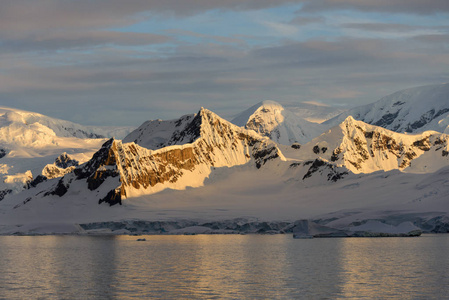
[[13, 197, 32, 209], [62, 127, 104, 139], [331, 147, 342, 162], [291, 143, 301, 149], [0, 189, 12, 201], [413, 137, 431, 151], [75, 138, 116, 180], [55, 153, 79, 168], [42, 154, 79, 180], [406, 108, 449, 132], [0, 149, 6, 159], [44, 177, 70, 197], [302, 159, 348, 182], [303, 159, 325, 179], [29, 175, 48, 188], [253, 145, 280, 169], [373, 110, 400, 128], [99, 189, 122, 206], [166, 112, 202, 145]]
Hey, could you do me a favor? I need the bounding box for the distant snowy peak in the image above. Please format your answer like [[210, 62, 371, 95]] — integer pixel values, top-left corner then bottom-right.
[[0, 111, 58, 148], [232, 100, 325, 145], [300, 116, 449, 174], [283, 101, 347, 124], [325, 83, 449, 134], [25, 108, 285, 206], [123, 114, 195, 149], [0, 106, 133, 141]]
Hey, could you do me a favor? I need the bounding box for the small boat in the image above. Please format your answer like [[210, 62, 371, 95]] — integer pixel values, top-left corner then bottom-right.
[[137, 238, 146, 241]]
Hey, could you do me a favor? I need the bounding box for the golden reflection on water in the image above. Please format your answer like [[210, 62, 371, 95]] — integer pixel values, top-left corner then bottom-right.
[[0, 234, 448, 299], [113, 235, 292, 299], [338, 236, 449, 299]]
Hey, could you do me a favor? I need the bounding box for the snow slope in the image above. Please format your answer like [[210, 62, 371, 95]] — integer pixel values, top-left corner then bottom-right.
[[122, 114, 195, 149], [324, 83, 449, 134], [1, 153, 448, 234], [232, 100, 325, 145]]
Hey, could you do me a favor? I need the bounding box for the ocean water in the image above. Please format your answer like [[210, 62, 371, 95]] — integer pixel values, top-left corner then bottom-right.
[[0, 234, 448, 299]]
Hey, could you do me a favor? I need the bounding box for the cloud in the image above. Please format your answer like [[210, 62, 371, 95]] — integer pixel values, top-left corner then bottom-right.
[[3, 32, 448, 125], [0, 1, 448, 126], [252, 39, 394, 68], [342, 23, 421, 33], [0, 31, 171, 52], [290, 16, 326, 25], [2, 0, 446, 36], [0, 0, 300, 34], [412, 34, 449, 44], [300, 0, 449, 15], [261, 21, 299, 36]]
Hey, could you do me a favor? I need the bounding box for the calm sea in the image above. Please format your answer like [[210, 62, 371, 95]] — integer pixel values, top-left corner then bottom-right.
[[0, 234, 448, 299]]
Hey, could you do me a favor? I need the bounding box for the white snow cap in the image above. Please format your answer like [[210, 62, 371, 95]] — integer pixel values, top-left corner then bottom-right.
[[232, 100, 325, 145]]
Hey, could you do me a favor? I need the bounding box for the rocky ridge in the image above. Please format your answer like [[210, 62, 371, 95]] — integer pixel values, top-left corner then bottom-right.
[[298, 116, 449, 174], [34, 108, 286, 206]]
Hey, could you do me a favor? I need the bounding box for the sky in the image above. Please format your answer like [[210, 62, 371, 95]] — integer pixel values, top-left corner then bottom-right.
[[1, 0, 448, 126]]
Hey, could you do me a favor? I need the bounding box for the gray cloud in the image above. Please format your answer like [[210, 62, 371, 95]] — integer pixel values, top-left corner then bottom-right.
[[342, 23, 422, 33], [0, 0, 299, 34], [289, 16, 326, 25], [1, 1, 448, 126], [412, 34, 449, 44], [300, 0, 449, 14], [1, 0, 447, 36], [0, 31, 171, 52], [2, 33, 448, 126]]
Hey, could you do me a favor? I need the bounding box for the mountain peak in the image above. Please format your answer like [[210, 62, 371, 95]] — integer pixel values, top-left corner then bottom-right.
[[30, 108, 286, 206], [232, 101, 325, 145], [343, 115, 356, 123], [300, 118, 449, 174], [259, 100, 284, 108]]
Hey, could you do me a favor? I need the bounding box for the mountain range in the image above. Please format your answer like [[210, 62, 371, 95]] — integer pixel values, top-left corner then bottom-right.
[[1, 83, 448, 235]]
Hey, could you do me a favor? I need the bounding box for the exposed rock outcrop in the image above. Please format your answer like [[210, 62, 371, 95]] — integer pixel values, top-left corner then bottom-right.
[[42, 153, 79, 179], [301, 116, 449, 174], [36, 108, 285, 206]]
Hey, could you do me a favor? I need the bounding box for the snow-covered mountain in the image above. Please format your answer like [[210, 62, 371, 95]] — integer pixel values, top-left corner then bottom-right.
[[232, 100, 325, 145], [283, 101, 347, 124], [122, 114, 195, 149], [324, 83, 449, 134], [0, 106, 133, 141], [2, 102, 449, 235], [10, 108, 285, 207], [0, 107, 129, 201], [297, 116, 449, 174]]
